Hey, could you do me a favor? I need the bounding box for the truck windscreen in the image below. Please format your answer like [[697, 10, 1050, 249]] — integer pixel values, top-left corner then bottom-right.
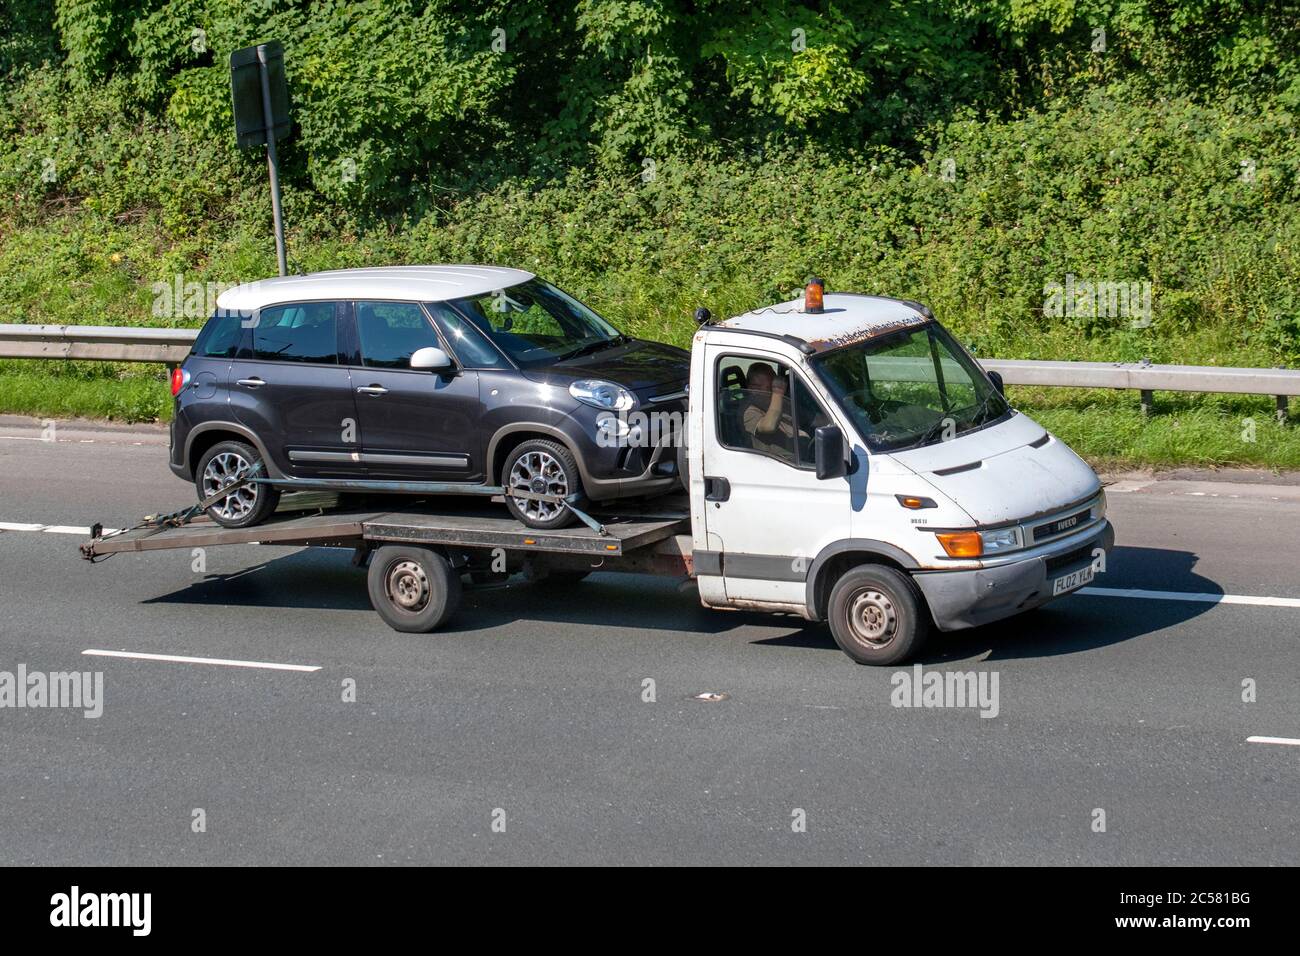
[[813, 322, 1011, 452]]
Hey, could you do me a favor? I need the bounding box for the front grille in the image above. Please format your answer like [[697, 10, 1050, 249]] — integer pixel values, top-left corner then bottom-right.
[[1032, 507, 1092, 543], [1045, 543, 1094, 575]]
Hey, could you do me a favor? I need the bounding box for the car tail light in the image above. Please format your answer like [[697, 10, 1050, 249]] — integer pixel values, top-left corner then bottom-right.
[[170, 367, 190, 397]]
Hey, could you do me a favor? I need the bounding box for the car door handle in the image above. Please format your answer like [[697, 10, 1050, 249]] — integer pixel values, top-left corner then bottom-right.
[[356, 385, 388, 396], [704, 476, 731, 502], [236, 377, 265, 388]]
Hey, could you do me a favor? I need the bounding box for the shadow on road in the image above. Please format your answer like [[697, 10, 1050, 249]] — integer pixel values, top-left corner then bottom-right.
[[757, 546, 1221, 663], [143, 545, 1219, 660]]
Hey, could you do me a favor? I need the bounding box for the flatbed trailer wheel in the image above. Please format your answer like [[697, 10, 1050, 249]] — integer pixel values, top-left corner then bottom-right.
[[367, 545, 462, 633], [827, 564, 929, 665]]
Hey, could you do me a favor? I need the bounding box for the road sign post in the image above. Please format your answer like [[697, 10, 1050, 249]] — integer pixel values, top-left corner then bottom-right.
[[230, 42, 291, 276]]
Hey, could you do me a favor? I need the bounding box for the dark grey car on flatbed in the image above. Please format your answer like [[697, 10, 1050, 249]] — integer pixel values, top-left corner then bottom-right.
[[169, 265, 689, 532]]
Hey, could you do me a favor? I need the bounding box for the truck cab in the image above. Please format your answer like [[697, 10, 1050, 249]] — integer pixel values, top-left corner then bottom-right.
[[687, 288, 1114, 664]]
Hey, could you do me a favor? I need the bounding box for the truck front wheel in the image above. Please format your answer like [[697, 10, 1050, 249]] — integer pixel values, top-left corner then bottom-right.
[[827, 565, 929, 665]]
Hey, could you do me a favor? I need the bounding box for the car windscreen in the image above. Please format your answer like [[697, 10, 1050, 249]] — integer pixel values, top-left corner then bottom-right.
[[448, 278, 623, 367], [813, 321, 1011, 453]]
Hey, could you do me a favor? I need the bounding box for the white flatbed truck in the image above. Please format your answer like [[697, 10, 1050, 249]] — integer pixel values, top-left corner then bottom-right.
[[82, 289, 1113, 665]]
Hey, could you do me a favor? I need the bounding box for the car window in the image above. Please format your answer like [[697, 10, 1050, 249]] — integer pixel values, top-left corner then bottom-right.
[[426, 302, 509, 369], [253, 302, 338, 364], [193, 311, 244, 359], [451, 278, 622, 367], [355, 301, 442, 369]]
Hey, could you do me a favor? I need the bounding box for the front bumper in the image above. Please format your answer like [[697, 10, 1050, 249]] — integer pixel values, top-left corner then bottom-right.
[[913, 519, 1114, 631]]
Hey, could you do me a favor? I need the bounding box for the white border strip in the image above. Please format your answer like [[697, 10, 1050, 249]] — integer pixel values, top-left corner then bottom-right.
[[1080, 587, 1300, 608], [1246, 736, 1300, 747], [0, 522, 119, 535], [83, 649, 320, 672]]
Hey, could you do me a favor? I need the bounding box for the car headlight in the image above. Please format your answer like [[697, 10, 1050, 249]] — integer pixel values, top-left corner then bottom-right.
[[981, 526, 1023, 553], [1094, 490, 1107, 520], [569, 379, 635, 411]]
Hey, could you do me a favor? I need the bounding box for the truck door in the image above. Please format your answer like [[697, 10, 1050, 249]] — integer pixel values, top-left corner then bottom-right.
[[700, 345, 849, 606]]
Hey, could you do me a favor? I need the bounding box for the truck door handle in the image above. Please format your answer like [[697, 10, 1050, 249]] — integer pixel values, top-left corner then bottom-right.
[[356, 385, 389, 396], [704, 476, 730, 502], [236, 377, 265, 388]]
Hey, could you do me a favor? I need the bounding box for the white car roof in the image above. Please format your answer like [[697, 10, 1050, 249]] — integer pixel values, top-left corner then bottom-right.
[[215, 265, 535, 312], [720, 292, 930, 352]]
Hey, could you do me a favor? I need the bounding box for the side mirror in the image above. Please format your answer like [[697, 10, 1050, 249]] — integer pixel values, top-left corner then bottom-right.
[[814, 425, 847, 480], [410, 346, 453, 371], [987, 370, 1005, 396]]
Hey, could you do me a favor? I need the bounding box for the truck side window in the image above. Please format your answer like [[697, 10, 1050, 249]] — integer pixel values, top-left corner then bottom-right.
[[716, 356, 797, 466]]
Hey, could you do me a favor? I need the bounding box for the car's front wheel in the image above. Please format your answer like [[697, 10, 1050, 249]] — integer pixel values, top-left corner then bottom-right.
[[195, 439, 280, 529], [502, 439, 585, 530]]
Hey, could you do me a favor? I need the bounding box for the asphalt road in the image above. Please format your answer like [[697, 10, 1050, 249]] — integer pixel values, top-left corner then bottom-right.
[[1, 416, 1297, 866]]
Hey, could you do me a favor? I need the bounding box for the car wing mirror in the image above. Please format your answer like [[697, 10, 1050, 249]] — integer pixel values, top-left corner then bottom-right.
[[987, 369, 1005, 396], [814, 425, 848, 480], [410, 346, 453, 371]]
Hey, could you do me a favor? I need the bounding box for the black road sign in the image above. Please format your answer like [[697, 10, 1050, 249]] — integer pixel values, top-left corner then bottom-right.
[[230, 41, 290, 149]]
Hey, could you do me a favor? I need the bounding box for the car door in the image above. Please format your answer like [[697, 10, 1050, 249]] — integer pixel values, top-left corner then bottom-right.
[[349, 300, 484, 481], [229, 300, 362, 479], [700, 345, 850, 605]]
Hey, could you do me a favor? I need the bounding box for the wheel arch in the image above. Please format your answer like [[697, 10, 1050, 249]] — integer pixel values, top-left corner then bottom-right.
[[805, 539, 920, 622], [486, 423, 591, 489], [186, 421, 283, 479]]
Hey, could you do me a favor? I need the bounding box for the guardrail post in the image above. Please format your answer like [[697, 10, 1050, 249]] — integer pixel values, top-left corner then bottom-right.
[[1278, 395, 1289, 425], [1140, 389, 1154, 417]]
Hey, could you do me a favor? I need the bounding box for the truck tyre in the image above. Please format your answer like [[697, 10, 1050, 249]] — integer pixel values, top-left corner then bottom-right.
[[367, 545, 461, 633], [195, 439, 280, 529], [502, 439, 585, 530], [827, 564, 929, 665]]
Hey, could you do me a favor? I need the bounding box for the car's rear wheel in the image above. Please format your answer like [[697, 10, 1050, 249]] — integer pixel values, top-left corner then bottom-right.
[[502, 439, 585, 530], [195, 440, 280, 529]]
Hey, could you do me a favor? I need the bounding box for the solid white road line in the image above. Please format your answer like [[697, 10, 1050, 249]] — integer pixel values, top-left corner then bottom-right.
[[1246, 736, 1300, 747], [0, 521, 46, 532], [1079, 586, 1300, 608], [82, 649, 321, 672]]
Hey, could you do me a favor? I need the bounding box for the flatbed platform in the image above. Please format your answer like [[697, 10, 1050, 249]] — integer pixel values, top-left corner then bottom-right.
[[82, 498, 690, 559]]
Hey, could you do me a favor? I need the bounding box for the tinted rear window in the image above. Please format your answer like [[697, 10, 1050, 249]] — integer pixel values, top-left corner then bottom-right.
[[192, 312, 244, 359], [253, 302, 339, 364]]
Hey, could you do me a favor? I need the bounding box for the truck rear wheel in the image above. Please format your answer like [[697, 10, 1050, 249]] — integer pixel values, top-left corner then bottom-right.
[[827, 565, 929, 665], [367, 545, 461, 633]]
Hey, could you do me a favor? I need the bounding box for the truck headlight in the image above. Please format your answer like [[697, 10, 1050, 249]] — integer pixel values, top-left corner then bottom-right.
[[981, 527, 1023, 553], [569, 379, 635, 411], [936, 526, 1023, 558]]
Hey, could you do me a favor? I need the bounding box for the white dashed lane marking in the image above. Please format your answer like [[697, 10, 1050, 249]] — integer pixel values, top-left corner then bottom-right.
[[0, 522, 119, 535], [1079, 587, 1300, 609], [83, 649, 321, 673]]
